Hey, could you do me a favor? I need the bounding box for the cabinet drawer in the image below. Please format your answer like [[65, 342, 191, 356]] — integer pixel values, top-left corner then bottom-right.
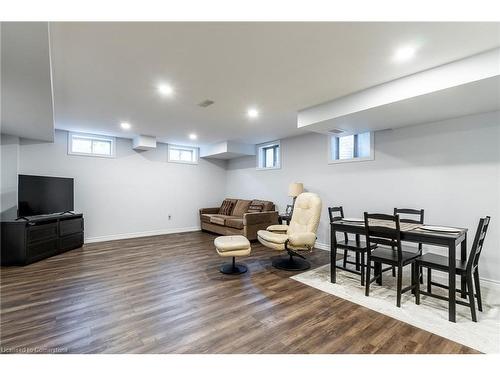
[[59, 218, 83, 236], [59, 233, 83, 251], [27, 223, 58, 243], [27, 239, 58, 259]]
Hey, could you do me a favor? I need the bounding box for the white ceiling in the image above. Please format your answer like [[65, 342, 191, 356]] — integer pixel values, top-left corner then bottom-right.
[[49, 22, 500, 146], [303, 76, 500, 135], [298, 49, 500, 135]]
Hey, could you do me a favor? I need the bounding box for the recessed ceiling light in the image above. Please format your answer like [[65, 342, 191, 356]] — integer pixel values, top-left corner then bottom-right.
[[393, 46, 417, 63], [247, 108, 259, 118], [157, 83, 174, 97], [120, 122, 131, 130], [189, 133, 197, 140]]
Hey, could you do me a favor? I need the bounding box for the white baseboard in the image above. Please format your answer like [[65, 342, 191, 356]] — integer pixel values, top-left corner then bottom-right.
[[313, 241, 500, 302], [84, 226, 201, 244]]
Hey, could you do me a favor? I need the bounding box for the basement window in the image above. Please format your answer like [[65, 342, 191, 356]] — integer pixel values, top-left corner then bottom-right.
[[168, 144, 199, 164], [68, 132, 115, 158], [257, 140, 281, 170], [329, 132, 374, 164]]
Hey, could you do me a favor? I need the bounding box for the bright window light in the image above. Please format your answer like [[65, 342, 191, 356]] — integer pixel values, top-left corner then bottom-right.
[[68, 132, 115, 158], [167, 144, 198, 164], [257, 140, 281, 170], [329, 132, 374, 164]]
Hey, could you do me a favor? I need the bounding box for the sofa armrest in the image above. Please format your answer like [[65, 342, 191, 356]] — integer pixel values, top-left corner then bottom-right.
[[243, 211, 279, 226], [267, 224, 289, 232], [199, 207, 220, 215], [288, 232, 317, 248]]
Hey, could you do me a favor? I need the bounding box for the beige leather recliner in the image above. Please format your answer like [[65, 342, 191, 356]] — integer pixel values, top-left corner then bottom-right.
[[257, 192, 322, 270]]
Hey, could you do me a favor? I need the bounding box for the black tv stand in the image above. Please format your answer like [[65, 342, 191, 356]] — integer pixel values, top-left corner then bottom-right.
[[15, 216, 30, 221], [1, 213, 84, 266]]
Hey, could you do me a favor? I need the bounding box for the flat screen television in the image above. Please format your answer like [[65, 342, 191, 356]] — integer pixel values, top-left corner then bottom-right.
[[18, 175, 74, 217]]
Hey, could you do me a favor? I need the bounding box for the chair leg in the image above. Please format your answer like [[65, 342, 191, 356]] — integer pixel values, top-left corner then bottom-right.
[[396, 265, 403, 307], [392, 265, 396, 277], [331, 240, 338, 283], [467, 275, 477, 322], [427, 268, 432, 293], [375, 262, 382, 285], [419, 265, 423, 284], [473, 269, 483, 312], [355, 252, 360, 271], [365, 256, 371, 296], [360, 252, 365, 286], [343, 250, 348, 268], [414, 264, 420, 305], [411, 263, 415, 295]]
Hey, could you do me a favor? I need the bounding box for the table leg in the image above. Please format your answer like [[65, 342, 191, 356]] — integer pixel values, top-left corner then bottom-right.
[[448, 241, 457, 323], [461, 233, 467, 298], [330, 227, 338, 283]]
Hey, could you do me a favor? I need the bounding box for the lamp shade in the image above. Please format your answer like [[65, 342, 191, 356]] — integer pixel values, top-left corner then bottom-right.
[[288, 182, 304, 197]]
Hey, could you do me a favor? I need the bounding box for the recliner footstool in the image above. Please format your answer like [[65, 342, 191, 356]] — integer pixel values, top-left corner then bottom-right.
[[214, 235, 251, 274]]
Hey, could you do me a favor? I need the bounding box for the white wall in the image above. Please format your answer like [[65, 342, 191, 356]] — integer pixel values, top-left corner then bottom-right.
[[4, 113, 499, 283], [17, 130, 227, 241], [0, 134, 20, 218], [226, 111, 500, 282]]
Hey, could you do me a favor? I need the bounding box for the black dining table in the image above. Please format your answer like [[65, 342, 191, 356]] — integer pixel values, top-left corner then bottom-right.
[[330, 219, 468, 322]]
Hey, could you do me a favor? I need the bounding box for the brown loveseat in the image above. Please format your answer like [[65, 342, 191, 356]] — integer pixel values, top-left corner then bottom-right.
[[200, 199, 279, 240]]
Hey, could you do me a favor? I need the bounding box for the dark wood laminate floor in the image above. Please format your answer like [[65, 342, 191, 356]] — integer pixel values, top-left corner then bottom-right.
[[0, 231, 478, 354]]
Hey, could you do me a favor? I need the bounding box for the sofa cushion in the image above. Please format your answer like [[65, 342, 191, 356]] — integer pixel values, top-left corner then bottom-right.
[[218, 199, 236, 215], [210, 215, 228, 226], [214, 235, 250, 252], [232, 199, 251, 217], [248, 203, 264, 213], [250, 200, 274, 212], [225, 217, 244, 230]]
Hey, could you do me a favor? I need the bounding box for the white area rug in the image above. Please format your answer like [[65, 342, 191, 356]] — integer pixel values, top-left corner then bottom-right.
[[291, 264, 500, 353]]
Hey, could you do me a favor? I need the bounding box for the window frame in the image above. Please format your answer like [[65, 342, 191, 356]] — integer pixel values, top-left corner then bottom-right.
[[256, 140, 281, 170], [328, 131, 374, 164], [167, 144, 199, 165], [67, 132, 116, 158]]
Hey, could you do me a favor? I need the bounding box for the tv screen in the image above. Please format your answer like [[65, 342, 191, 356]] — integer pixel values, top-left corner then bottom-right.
[[18, 175, 74, 217]]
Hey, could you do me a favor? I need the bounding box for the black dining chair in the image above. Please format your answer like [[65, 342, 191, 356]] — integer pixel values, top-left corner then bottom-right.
[[394, 208, 425, 282], [328, 206, 376, 286], [364, 213, 420, 307], [415, 216, 490, 322]]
